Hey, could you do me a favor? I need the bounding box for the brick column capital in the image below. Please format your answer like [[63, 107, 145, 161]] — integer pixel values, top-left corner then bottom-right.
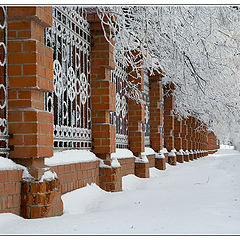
[[8, 7, 52, 28]]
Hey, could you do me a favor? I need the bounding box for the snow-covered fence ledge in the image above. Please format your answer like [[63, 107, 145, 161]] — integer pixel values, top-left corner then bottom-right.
[[111, 149, 135, 177], [45, 150, 100, 195], [45, 150, 100, 166]]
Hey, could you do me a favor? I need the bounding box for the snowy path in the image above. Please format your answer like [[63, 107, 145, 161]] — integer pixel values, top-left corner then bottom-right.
[[0, 149, 240, 235]]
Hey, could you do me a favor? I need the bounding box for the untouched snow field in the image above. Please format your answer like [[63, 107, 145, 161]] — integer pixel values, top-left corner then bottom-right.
[[0, 148, 240, 235]]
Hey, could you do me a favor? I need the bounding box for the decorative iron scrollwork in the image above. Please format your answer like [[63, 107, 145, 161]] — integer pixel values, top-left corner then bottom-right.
[[45, 6, 91, 150], [111, 58, 129, 149], [0, 6, 8, 156]]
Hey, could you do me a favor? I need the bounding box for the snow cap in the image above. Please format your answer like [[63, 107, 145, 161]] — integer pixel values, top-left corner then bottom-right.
[[168, 150, 176, 157], [39, 170, 58, 182], [111, 156, 121, 168], [160, 148, 168, 154], [135, 152, 149, 163], [184, 150, 189, 155]]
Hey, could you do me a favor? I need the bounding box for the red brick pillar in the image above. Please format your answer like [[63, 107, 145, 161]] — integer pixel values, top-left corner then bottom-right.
[[196, 120, 201, 158], [149, 73, 166, 170], [181, 119, 189, 162], [163, 83, 176, 165], [88, 13, 115, 164], [8, 7, 53, 179], [128, 71, 145, 158], [200, 130, 204, 157], [191, 117, 197, 159], [130, 76, 150, 177], [88, 13, 121, 191], [135, 161, 150, 178], [7, 6, 63, 218], [186, 117, 193, 160], [203, 125, 208, 156], [128, 69, 149, 178], [174, 117, 184, 163]]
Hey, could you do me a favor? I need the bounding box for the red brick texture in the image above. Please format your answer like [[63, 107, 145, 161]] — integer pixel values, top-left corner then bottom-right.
[[176, 154, 184, 163], [181, 119, 188, 150], [88, 13, 116, 165], [149, 74, 164, 153], [168, 155, 177, 166], [186, 117, 193, 151], [155, 157, 166, 170], [7, 6, 54, 179], [118, 158, 135, 177], [50, 161, 100, 194], [147, 154, 156, 168], [174, 117, 182, 151], [135, 162, 149, 178], [189, 152, 194, 161], [0, 169, 23, 216], [128, 70, 145, 157], [207, 131, 220, 154], [21, 178, 63, 219], [5, 7, 63, 220], [99, 167, 122, 192], [164, 83, 175, 151]]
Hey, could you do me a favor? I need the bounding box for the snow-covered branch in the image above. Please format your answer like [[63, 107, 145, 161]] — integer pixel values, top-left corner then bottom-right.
[[95, 6, 240, 145]]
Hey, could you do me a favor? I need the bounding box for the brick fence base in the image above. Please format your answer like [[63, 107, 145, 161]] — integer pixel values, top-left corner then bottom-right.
[[50, 161, 99, 194], [99, 167, 122, 192], [168, 156, 177, 166], [118, 158, 135, 177], [147, 155, 156, 168], [184, 154, 189, 162], [189, 153, 194, 161], [155, 157, 166, 170], [21, 178, 63, 219], [0, 169, 23, 216], [176, 154, 184, 163], [135, 162, 149, 178], [0, 146, 217, 219]]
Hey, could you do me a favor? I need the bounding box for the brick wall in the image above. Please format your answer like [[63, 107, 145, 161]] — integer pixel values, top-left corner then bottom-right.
[[147, 155, 155, 168], [50, 161, 100, 194], [207, 131, 220, 154], [118, 158, 135, 177], [0, 169, 23, 215]]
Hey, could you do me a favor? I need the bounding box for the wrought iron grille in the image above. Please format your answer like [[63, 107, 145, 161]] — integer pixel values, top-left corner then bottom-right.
[[111, 58, 129, 149], [142, 71, 150, 147], [0, 6, 8, 157], [44, 6, 92, 150]]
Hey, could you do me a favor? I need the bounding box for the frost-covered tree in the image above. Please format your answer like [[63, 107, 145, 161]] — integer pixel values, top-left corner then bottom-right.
[[96, 6, 240, 147]]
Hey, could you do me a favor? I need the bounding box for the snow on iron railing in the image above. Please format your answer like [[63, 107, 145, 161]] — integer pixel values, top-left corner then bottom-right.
[[0, 6, 9, 157], [44, 6, 92, 150]]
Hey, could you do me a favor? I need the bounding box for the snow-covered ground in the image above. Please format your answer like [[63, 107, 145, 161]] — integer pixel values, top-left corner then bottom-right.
[[0, 148, 240, 235]]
